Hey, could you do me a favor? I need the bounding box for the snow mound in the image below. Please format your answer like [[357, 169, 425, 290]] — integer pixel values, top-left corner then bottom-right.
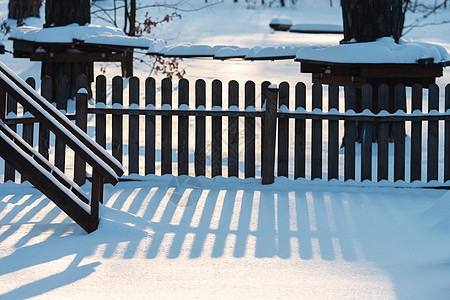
[[296, 37, 450, 64], [10, 24, 158, 49]]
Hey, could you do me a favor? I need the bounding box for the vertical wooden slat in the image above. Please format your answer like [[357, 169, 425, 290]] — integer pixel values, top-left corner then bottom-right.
[[22, 77, 35, 147], [89, 170, 103, 232], [410, 83, 422, 182], [112, 76, 123, 164], [178, 78, 189, 175], [0, 86, 5, 120], [4, 87, 17, 182], [377, 84, 389, 181], [95, 75, 107, 148], [129, 76, 140, 175], [344, 84, 356, 181], [195, 79, 206, 176], [245, 81, 255, 178], [260, 81, 270, 177], [295, 82, 306, 179], [55, 75, 69, 172], [328, 83, 339, 180], [145, 77, 156, 175], [311, 83, 322, 180], [278, 82, 289, 177], [427, 84, 439, 182], [212, 79, 222, 177], [38, 76, 52, 160], [360, 83, 372, 181], [74, 89, 88, 186], [394, 84, 406, 181], [262, 85, 279, 184], [161, 78, 172, 175], [228, 80, 239, 177], [445, 84, 450, 182]]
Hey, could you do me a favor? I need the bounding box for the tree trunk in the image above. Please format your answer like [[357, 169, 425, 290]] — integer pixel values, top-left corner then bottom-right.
[[122, 0, 136, 77], [44, 0, 90, 27], [341, 0, 406, 43], [43, 0, 92, 99], [8, 0, 42, 20]]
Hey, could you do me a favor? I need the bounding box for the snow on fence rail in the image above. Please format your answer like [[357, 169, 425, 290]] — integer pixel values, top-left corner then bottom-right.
[[2, 75, 450, 184]]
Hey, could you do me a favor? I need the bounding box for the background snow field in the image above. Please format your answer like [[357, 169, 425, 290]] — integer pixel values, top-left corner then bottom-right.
[[1, 0, 450, 298]]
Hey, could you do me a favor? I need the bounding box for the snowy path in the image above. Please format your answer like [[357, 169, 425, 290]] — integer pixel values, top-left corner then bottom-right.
[[1, 176, 450, 298]]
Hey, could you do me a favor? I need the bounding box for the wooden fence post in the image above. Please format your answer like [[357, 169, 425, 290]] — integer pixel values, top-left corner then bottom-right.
[[410, 83, 422, 182], [262, 84, 279, 185], [228, 80, 239, 177], [294, 82, 306, 179], [278, 82, 289, 177], [428, 84, 439, 182], [161, 78, 172, 175], [394, 84, 406, 181], [328, 83, 339, 180], [145, 77, 156, 175], [212, 79, 222, 177], [178, 78, 189, 175], [445, 84, 450, 182], [112, 76, 123, 165], [55, 75, 69, 172], [344, 84, 356, 181], [74, 88, 88, 186], [245, 81, 256, 178], [361, 83, 372, 181], [38, 77, 52, 160], [377, 84, 389, 181], [311, 83, 323, 180], [95, 75, 107, 149], [129, 76, 140, 175], [4, 88, 16, 182], [195, 79, 206, 176]]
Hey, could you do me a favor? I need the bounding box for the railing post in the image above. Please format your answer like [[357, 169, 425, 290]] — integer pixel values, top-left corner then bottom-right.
[[0, 86, 5, 121], [74, 88, 88, 186], [262, 84, 279, 185], [90, 169, 103, 232]]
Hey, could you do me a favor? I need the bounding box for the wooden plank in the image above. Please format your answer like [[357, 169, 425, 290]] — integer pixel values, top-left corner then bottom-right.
[[145, 77, 156, 175], [328, 83, 339, 180], [245, 81, 256, 178], [38, 76, 51, 160], [410, 83, 422, 182], [377, 84, 389, 181], [22, 77, 35, 147], [212, 79, 222, 177], [161, 78, 172, 175], [228, 80, 239, 177], [262, 86, 279, 184], [129, 76, 140, 175], [277, 82, 289, 177], [294, 82, 306, 179], [311, 83, 322, 180], [112, 76, 123, 164], [89, 170, 103, 231], [344, 84, 356, 181], [260, 81, 270, 177], [394, 84, 406, 181], [74, 88, 88, 186], [55, 75, 69, 172], [95, 75, 107, 148], [445, 84, 450, 182], [195, 79, 206, 176], [5, 88, 17, 182], [360, 83, 372, 181], [178, 78, 189, 175], [427, 84, 439, 182]]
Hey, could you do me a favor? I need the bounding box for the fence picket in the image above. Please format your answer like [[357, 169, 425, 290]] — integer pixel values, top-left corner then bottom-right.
[[260, 81, 270, 177], [311, 83, 323, 180], [410, 83, 422, 182], [212, 80, 222, 177], [178, 78, 189, 175], [228, 80, 239, 177], [295, 82, 306, 179], [129, 76, 140, 175], [161, 78, 172, 175], [55, 75, 69, 172], [23, 77, 35, 147], [112, 76, 123, 164], [245, 81, 255, 178], [361, 84, 372, 181], [74, 88, 88, 186], [428, 84, 439, 182], [278, 82, 289, 177], [445, 84, 450, 182], [145, 77, 156, 175], [195, 79, 206, 176], [377, 84, 389, 181], [328, 83, 339, 180], [344, 84, 356, 181], [38, 77, 52, 160], [95, 75, 107, 148], [394, 84, 406, 181], [5, 90, 17, 182]]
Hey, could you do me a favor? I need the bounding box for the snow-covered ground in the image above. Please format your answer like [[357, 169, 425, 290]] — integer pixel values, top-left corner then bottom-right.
[[2, 0, 450, 298]]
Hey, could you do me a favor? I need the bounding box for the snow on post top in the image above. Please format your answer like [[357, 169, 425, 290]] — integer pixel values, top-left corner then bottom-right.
[[296, 37, 450, 64], [9, 24, 160, 49]]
